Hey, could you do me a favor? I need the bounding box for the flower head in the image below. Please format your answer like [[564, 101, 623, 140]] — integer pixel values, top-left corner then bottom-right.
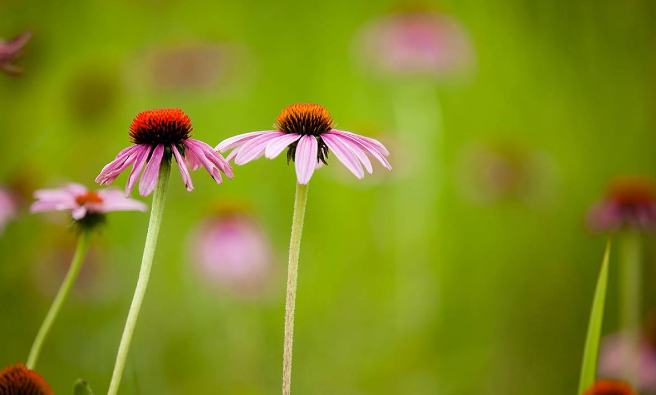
[[97, 109, 233, 196], [354, 12, 474, 79], [190, 203, 274, 298], [217, 103, 391, 184], [587, 176, 656, 232], [582, 380, 637, 395], [0, 30, 32, 76], [0, 363, 54, 395], [31, 183, 146, 229]]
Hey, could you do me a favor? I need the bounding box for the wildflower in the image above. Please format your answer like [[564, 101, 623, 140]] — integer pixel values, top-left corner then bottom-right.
[[30, 183, 146, 227], [354, 12, 474, 78], [582, 380, 637, 395], [0, 30, 32, 76], [587, 176, 656, 232], [190, 205, 273, 298], [96, 108, 233, 196], [0, 186, 18, 236], [217, 103, 391, 184], [0, 363, 53, 395]]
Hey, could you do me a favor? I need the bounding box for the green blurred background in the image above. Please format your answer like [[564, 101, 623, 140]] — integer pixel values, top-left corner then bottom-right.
[[2, 1, 656, 394]]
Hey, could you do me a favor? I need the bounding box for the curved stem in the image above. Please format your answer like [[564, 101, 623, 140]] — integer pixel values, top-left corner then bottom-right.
[[26, 231, 91, 369], [107, 160, 170, 395], [619, 230, 641, 385], [282, 182, 309, 395]]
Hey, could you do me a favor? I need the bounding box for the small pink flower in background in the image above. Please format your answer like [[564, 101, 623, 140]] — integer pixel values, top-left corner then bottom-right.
[[96, 109, 233, 196], [599, 332, 656, 393], [0, 186, 18, 235], [190, 205, 274, 298], [0, 29, 32, 76], [217, 103, 391, 185], [30, 183, 146, 220], [587, 176, 656, 232], [354, 12, 474, 78]]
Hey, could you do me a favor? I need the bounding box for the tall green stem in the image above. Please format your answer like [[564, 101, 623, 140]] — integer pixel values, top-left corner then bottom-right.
[[26, 231, 91, 369], [107, 160, 170, 395], [282, 182, 309, 395], [619, 230, 641, 385]]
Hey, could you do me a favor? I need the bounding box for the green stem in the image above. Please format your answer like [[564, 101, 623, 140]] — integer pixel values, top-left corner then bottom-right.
[[619, 230, 641, 385], [107, 160, 171, 395], [26, 231, 91, 369], [282, 182, 309, 395]]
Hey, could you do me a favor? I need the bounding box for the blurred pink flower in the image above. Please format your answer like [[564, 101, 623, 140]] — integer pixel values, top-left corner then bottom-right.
[[355, 12, 474, 78], [190, 209, 274, 298], [217, 104, 391, 184], [587, 176, 656, 232], [0, 30, 32, 76], [31, 183, 146, 220], [96, 109, 233, 196], [599, 332, 656, 392], [0, 186, 18, 235]]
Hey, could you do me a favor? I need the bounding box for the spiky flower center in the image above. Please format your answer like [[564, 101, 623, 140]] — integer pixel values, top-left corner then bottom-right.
[[129, 108, 193, 146], [275, 104, 334, 137], [583, 380, 636, 395], [276, 104, 333, 164], [75, 191, 103, 205], [0, 364, 54, 395]]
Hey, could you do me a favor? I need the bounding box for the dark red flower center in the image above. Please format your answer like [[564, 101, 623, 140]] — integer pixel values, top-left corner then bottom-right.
[[129, 108, 193, 146], [607, 176, 656, 207], [275, 104, 334, 137], [583, 380, 636, 395], [0, 363, 54, 395], [75, 191, 104, 206]]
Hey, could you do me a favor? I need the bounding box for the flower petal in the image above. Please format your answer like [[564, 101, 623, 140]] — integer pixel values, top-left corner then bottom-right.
[[172, 144, 194, 192], [216, 131, 270, 152], [234, 132, 284, 165], [327, 131, 391, 170], [321, 134, 364, 179], [295, 135, 318, 185], [330, 129, 390, 156], [265, 133, 302, 159], [71, 206, 87, 220], [139, 144, 165, 196], [184, 140, 222, 184], [186, 139, 234, 179], [125, 145, 152, 197]]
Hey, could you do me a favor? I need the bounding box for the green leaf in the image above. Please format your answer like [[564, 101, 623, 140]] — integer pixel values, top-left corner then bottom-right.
[[73, 379, 95, 395], [577, 241, 611, 394]]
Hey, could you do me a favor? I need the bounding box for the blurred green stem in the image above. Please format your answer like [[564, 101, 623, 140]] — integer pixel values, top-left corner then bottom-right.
[[26, 230, 91, 369], [107, 160, 170, 395], [282, 182, 309, 395], [619, 230, 641, 385]]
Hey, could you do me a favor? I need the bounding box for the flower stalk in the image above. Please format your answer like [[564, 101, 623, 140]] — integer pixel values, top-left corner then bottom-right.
[[282, 182, 309, 395], [619, 230, 641, 385], [26, 230, 92, 369], [107, 159, 171, 395]]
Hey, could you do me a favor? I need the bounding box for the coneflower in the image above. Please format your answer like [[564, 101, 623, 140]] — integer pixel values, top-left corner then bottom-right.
[[583, 380, 637, 395], [97, 109, 233, 395], [218, 103, 390, 395], [0, 363, 54, 395], [27, 183, 146, 369], [0, 29, 32, 76]]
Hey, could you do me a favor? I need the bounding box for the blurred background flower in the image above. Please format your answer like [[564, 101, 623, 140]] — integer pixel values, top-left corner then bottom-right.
[[0, 29, 32, 76]]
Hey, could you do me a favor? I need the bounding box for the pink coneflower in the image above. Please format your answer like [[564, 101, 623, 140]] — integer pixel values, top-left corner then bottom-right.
[[190, 206, 273, 298], [355, 12, 474, 78], [600, 332, 656, 392], [217, 103, 391, 184], [96, 108, 233, 196], [582, 380, 637, 395], [587, 176, 656, 233], [30, 183, 146, 222], [0, 29, 32, 76], [0, 186, 18, 236], [0, 363, 53, 395]]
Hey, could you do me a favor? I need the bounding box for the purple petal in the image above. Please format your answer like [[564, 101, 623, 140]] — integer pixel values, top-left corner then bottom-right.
[[71, 206, 88, 220], [327, 131, 391, 170], [184, 140, 222, 184], [186, 139, 234, 179], [172, 144, 194, 192], [234, 132, 284, 165], [330, 129, 390, 156], [139, 144, 165, 196], [265, 134, 302, 159], [339, 136, 373, 174], [295, 135, 318, 185], [321, 134, 364, 179], [216, 131, 270, 152], [125, 145, 152, 197], [0, 30, 32, 58], [97, 190, 148, 213], [96, 145, 143, 185]]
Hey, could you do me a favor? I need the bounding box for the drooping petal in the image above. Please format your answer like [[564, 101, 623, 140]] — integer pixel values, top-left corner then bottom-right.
[[337, 135, 373, 174], [125, 145, 152, 197], [216, 131, 270, 152], [172, 144, 194, 191], [96, 145, 144, 185], [71, 206, 88, 220], [327, 131, 392, 170], [185, 145, 203, 171], [295, 135, 318, 185], [234, 132, 283, 165], [139, 144, 165, 196], [321, 134, 364, 179], [184, 140, 222, 184], [330, 129, 390, 156], [186, 139, 234, 179], [265, 133, 302, 159]]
